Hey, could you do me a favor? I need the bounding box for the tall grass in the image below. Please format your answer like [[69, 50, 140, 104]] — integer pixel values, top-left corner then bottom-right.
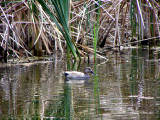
[[0, 0, 159, 62], [130, 0, 160, 46]]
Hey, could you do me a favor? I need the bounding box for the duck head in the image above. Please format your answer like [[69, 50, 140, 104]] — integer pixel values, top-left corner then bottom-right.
[[84, 67, 95, 75]]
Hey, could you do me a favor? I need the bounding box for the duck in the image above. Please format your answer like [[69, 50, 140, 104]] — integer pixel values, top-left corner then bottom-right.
[[64, 67, 95, 80]]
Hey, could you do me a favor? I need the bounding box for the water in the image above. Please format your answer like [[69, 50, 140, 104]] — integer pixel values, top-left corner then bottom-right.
[[0, 48, 160, 119]]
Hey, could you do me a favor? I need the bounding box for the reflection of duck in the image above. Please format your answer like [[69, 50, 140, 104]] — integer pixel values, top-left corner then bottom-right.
[[64, 67, 94, 80]]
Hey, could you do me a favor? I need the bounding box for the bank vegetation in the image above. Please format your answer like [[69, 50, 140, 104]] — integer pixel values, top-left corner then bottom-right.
[[0, 0, 159, 62]]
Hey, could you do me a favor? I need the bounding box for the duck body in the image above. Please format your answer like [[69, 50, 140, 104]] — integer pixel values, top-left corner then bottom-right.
[[64, 71, 90, 80], [64, 67, 94, 80]]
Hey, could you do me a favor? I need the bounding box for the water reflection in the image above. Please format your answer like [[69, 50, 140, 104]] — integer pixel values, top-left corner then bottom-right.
[[0, 48, 160, 119]]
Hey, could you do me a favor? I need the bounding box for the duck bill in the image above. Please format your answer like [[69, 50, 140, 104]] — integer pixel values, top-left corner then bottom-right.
[[91, 71, 95, 75]]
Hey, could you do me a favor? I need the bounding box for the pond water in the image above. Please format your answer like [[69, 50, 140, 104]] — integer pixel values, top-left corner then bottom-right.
[[0, 48, 160, 120]]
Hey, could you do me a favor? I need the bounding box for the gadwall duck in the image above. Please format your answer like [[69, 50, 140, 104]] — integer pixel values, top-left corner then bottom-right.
[[64, 67, 94, 80]]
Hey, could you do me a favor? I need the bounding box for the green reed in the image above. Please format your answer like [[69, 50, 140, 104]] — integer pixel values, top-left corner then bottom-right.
[[37, 0, 78, 60]]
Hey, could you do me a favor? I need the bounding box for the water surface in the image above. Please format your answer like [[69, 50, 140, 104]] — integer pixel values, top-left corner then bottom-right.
[[0, 48, 160, 119]]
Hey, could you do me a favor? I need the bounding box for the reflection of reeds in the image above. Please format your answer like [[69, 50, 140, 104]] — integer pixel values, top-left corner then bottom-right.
[[0, 0, 159, 62]]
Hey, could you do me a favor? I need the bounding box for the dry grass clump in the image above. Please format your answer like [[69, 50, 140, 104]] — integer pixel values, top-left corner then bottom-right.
[[0, 0, 159, 62]]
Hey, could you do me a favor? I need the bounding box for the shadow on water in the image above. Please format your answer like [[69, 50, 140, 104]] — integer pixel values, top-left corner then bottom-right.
[[0, 48, 160, 119]]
